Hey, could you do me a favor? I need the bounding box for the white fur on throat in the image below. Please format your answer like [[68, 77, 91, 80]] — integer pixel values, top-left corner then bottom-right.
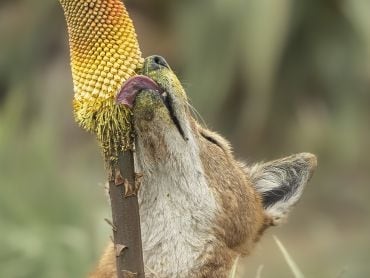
[[134, 122, 218, 277]]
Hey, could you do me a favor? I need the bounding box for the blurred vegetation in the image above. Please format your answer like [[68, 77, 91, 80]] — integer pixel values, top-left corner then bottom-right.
[[1, 0, 370, 277]]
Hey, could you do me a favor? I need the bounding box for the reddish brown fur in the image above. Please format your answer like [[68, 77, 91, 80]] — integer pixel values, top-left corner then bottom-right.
[[90, 56, 317, 278], [190, 122, 266, 277], [90, 121, 269, 278]]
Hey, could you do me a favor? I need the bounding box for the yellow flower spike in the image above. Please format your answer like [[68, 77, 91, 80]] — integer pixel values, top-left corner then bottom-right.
[[59, 0, 144, 157]]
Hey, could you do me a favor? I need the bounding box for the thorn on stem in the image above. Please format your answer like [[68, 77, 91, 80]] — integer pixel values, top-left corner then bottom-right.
[[104, 218, 117, 232], [122, 270, 137, 278], [115, 168, 125, 186], [115, 244, 128, 257], [124, 178, 136, 197]]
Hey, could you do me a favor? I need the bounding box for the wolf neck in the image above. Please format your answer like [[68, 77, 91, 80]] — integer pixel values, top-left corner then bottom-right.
[[134, 124, 218, 277]]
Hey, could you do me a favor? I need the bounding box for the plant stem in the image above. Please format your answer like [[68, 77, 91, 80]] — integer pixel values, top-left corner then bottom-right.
[[108, 150, 145, 278]]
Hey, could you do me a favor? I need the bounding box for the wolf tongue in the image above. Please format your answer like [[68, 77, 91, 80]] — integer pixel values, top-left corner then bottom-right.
[[117, 75, 162, 108]]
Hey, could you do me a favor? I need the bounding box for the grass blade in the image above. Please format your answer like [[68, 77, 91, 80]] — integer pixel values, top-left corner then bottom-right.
[[255, 265, 264, 278], [229, 255, 240, 278], [273, 236, 305, 278]]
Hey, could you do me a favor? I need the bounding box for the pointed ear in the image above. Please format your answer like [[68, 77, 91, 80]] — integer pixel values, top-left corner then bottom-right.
[[249, 153, 317, 225]]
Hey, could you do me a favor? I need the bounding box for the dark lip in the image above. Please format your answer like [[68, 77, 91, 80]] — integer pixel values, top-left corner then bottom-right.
[[117, 75, 187, 141], [161, 92, 188, 141]]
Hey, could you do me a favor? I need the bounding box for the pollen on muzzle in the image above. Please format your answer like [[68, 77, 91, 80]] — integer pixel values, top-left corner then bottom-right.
[[59, 0, 144, 155]]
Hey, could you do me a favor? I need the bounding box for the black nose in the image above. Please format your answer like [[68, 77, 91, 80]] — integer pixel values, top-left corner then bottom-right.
[[144, 55, 170, 72], [153, 56, 169, 68]]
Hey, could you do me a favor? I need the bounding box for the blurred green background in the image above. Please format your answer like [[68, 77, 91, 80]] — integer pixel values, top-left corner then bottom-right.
[[1, 0, 370, 277]]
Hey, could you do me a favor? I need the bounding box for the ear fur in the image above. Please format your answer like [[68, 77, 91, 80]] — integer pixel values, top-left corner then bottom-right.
[[249, 153, 317, 225]]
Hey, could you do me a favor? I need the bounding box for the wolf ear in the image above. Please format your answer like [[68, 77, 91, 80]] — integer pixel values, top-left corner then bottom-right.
[[249, 153, 317, 225]]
